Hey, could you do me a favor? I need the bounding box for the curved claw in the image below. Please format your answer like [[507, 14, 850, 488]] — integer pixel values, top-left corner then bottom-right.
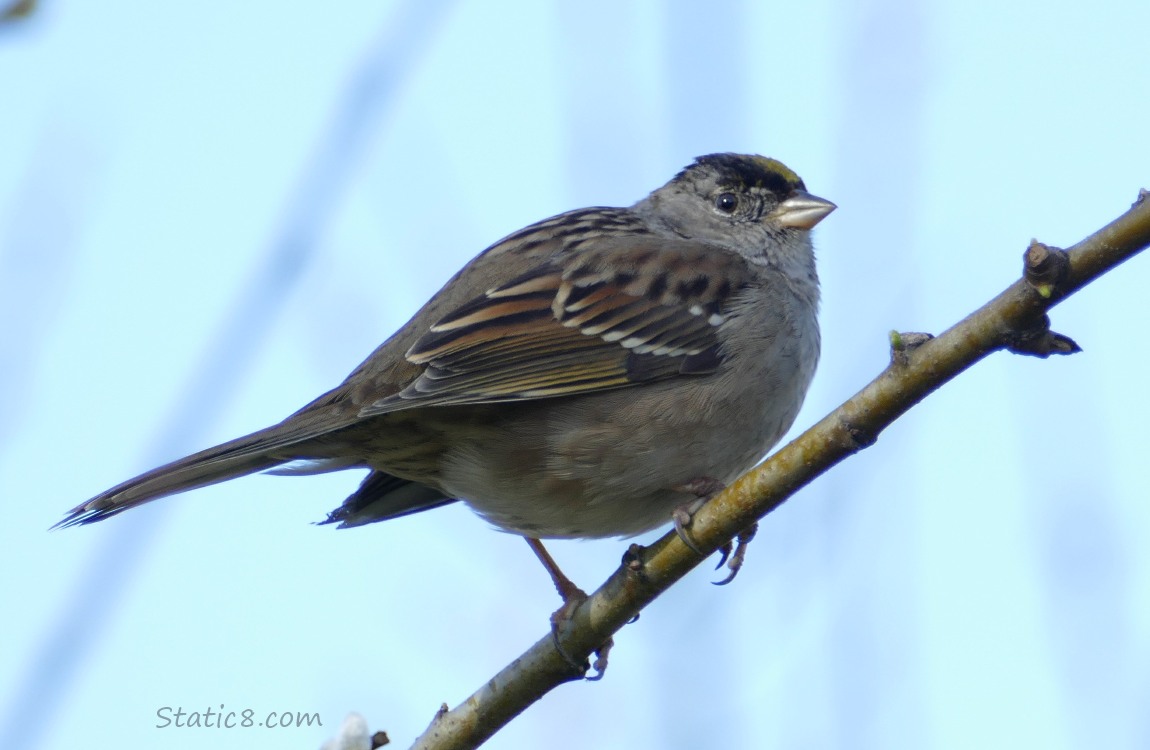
[[713, 565, 739, 587], [671, 477, 727, 557], [714, 541, 732, 570], [550, 622, 613, 681], [549, 615, 613, 681], [712, 523, 758, 586], [672, 493, 716, 555], [550, 627, 589, 674], [672, 506, 706, 555]]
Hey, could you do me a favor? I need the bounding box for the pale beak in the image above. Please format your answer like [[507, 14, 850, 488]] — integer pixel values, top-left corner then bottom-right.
[[770, 190, 837, 229]]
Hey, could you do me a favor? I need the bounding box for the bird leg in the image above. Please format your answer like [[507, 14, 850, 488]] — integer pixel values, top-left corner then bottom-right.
[[524, 537, 612, 679], [671, 476, 756, 584], [526, 536, 585, 603]]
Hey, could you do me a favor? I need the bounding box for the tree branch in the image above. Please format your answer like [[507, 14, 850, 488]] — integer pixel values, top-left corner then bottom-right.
[[407, 189, 1150, 750]]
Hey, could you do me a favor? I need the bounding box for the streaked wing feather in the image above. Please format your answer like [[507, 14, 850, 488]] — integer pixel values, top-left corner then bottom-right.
[[359, 238, 752, 416]]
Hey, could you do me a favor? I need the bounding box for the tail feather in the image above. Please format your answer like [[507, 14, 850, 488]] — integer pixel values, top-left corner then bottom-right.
[[54, 423, 322, 529], [319, 470, 455, 528]]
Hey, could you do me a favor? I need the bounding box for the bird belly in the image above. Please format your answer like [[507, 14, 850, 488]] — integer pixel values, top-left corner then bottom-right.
[[436, 336, 816, 539]]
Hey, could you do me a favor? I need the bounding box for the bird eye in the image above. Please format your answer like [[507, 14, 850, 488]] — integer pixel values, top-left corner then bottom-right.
[[715, 192, 738, 213]]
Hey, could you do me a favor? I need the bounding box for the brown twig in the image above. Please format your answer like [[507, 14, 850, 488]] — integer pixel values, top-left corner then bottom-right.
[[408, 189, 1150, 750]]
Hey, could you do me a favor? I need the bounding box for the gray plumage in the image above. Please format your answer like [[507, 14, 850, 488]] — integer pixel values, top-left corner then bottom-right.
[[57, 153, 834, 539]]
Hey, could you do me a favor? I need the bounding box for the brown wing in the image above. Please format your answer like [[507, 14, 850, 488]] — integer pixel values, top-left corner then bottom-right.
[[359, 237, 754, 416]]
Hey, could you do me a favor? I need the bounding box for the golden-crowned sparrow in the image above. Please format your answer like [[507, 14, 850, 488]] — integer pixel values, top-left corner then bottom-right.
[[58, 153, 834, 578]]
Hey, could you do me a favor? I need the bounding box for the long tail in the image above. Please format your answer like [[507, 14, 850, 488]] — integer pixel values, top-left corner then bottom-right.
[[54, 421, 331, 529]]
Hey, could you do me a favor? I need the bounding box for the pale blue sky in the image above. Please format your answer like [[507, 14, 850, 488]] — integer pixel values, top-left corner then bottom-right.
[[2, 2, 1149, 749]]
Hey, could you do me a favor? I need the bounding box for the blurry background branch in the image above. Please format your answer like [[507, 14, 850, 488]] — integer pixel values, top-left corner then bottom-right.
[[404, 190, 1150, 750], [0, 4, 457, 748], [0, 0, 36, 24]]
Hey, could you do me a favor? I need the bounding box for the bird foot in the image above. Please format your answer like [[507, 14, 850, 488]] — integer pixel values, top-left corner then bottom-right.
[[670, 478, 757, 584], [713, 522, 758, 585], [525, 537, 612, 679], [671, 476, 726, 556]]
